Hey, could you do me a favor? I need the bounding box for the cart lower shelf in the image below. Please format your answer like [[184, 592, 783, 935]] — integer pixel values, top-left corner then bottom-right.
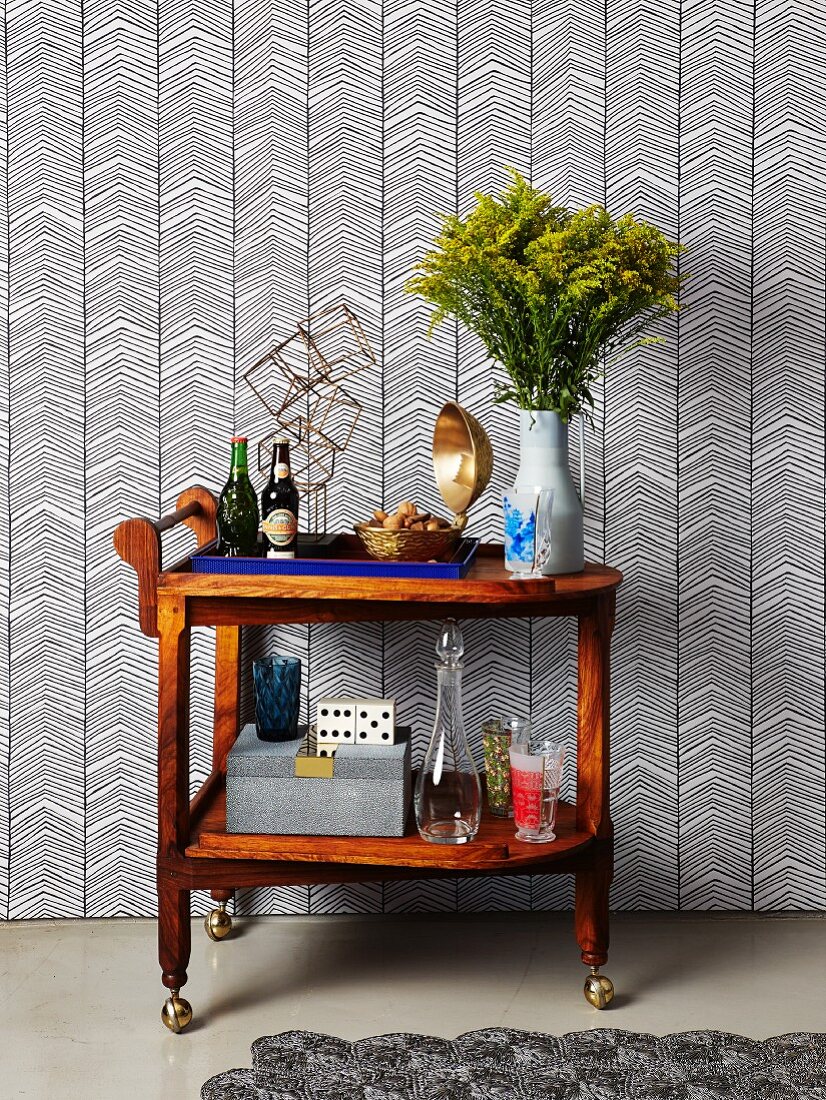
[[185, 774, 594, 873]]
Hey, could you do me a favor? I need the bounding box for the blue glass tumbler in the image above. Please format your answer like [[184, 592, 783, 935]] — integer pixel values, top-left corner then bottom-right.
[[253, 656, 302, 742]]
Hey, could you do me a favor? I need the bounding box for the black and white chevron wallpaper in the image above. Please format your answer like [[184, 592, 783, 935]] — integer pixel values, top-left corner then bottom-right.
[[0, 0, 824, 920]]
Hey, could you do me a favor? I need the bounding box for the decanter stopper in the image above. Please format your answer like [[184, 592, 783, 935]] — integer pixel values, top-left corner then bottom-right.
[[436, 618, 464, 666]]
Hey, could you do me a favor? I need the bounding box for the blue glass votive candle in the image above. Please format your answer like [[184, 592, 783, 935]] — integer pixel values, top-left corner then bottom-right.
[[253, 656, 302, 742]]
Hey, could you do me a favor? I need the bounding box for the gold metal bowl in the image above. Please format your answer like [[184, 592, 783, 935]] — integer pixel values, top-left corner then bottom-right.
[[432, 401, 494, 528], [354, 523, 461, 563]]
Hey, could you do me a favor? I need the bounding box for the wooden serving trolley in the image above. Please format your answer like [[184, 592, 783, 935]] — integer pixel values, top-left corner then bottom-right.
[[115, 485, 622, 1032]]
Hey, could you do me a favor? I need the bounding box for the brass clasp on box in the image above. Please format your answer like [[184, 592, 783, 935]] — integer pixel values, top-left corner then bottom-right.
[[294, 756, 335, 779]]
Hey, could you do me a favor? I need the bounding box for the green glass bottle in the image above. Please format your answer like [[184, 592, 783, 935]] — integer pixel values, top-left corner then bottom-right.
[[216, 437, 259, 557]]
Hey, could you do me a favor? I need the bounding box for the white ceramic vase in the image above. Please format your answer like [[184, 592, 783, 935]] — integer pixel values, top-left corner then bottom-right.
[[510, 409, 584, 575]]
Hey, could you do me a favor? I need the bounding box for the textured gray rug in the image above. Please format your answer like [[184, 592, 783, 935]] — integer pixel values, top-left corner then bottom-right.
[[201, 1027, 826, 1098]]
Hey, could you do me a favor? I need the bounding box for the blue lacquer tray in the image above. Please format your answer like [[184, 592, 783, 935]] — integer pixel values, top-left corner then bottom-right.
[[191, 534, 480, 580]]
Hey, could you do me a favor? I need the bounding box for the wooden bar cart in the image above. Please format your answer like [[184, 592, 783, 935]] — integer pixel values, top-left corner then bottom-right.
[[115, 486, 623, 1032]]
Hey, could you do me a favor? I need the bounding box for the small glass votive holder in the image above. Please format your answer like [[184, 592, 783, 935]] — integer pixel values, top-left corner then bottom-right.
[[509, 738, 565, 844], [253, 656, 302, 742], [482, 720, 513, 818]]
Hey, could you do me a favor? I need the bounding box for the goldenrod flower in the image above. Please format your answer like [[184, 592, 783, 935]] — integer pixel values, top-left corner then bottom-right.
[[406, 168, 685, 423]]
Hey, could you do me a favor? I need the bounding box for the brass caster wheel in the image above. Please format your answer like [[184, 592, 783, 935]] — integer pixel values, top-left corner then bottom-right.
[[161, 991, 193, 1033], [204, 902, 232, 942], [584, 968, 614, 1010]]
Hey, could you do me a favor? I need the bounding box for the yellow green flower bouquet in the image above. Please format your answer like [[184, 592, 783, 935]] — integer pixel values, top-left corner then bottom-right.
[[407, 169, 684, 424]]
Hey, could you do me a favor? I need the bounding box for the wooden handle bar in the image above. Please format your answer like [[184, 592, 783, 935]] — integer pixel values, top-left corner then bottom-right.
[[113, 484, 217, 638], [154, 500, 201, 534]]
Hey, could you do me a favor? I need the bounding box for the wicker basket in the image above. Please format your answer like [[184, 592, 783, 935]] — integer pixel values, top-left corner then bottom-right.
[[354, 523, 461, 563], [355, 400, 493, 563]]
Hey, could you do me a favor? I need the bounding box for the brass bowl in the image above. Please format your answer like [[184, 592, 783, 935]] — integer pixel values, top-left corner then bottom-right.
[[354, 523, 461, 563]]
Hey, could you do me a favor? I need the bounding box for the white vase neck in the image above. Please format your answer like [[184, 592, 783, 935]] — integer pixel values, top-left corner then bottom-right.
[[519, 409, 568, 452]]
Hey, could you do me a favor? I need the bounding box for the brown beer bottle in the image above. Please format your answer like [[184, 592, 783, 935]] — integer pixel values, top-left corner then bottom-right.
[[261, 438, 299, 558]]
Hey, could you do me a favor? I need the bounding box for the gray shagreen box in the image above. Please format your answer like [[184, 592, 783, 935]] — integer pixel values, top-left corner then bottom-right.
[[226, 724, 412, 837]]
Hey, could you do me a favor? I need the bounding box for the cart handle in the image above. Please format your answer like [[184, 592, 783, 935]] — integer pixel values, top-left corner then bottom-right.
[[113, 485, 217, 638]]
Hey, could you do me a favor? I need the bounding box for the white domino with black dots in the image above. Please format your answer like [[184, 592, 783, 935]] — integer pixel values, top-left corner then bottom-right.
[[315, 696, 396, 755], [316, 698, 356, 757], [355, 699, 395, 744]]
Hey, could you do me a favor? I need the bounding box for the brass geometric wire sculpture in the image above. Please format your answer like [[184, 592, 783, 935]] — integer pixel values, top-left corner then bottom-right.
[[244, 303, 376, 533]]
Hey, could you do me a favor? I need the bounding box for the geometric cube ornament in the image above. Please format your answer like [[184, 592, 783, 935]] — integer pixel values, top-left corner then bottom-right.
[[243, 301, 376, 533], [298, 302, 376, 385]]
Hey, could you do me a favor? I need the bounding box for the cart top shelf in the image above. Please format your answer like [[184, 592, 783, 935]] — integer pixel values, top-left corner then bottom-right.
[[160, 547, 621, 604], [114, 486, 623, 636]]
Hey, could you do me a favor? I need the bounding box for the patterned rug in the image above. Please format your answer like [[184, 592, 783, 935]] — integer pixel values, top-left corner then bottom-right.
[[201, 1027, 826, 1098]]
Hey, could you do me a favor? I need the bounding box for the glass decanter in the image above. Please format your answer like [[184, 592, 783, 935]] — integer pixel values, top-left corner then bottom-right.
[[415, 619, 482, 844]]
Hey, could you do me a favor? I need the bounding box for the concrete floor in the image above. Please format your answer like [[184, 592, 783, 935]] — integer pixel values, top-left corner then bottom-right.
[[0, 912, 823, 1099]]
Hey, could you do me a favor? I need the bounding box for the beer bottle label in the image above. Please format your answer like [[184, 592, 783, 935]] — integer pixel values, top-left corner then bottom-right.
[[276, 462, 290, 479], [262, 508, 298, 547]]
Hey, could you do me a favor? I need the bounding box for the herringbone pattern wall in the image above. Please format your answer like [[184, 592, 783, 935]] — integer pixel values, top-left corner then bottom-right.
[[1, 0, 824, 919]]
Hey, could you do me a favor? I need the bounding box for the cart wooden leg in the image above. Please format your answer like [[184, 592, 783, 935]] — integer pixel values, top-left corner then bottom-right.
[[575, 595, 614, 840], [157, 593, 193, 1031], [159, 880, 193, 1032], [212, 625, 241, 772], [203, 625, 241, 944], [576, 595, 615, 1009], [575, 845, 614, 1011], [575, 840, 612, 966]]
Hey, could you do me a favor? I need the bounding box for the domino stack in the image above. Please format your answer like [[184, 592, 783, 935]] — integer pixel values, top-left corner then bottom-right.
[[316, 697, 396, 757]]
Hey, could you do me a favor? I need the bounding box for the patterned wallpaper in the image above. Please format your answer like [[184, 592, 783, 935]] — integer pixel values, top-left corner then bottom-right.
[[0, 0, 823, 920]]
